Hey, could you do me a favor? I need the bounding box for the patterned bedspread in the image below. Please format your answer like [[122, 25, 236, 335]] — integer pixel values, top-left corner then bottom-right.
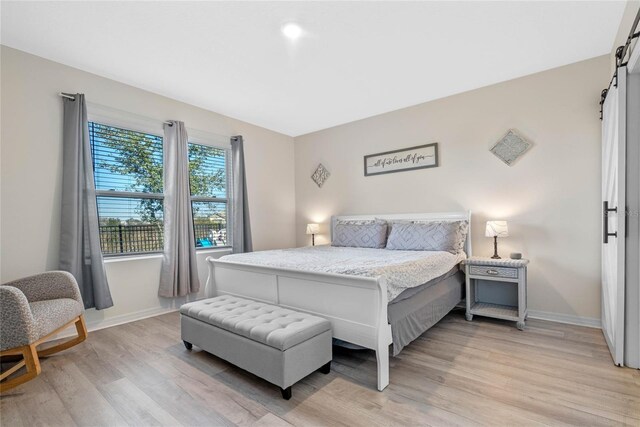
[[220, 246, 466, 301]]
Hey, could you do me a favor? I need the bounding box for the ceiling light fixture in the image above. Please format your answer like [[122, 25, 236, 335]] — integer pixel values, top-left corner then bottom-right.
[[281, 23, 302, 40]]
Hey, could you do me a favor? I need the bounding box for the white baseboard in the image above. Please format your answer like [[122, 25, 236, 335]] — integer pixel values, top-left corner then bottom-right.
[[49, 306, 179, 341], [48, 306, 600, 343], [86, 306, 180, 333], [528, 310, 601, 329]]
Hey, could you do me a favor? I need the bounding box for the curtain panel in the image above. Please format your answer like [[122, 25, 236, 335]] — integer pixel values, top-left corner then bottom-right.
[[59, 93, 113, 310], [159, 121, 200, 297], [231, 135, 253, 253]]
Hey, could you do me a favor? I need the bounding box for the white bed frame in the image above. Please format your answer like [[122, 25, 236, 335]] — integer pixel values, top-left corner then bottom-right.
[[204, 211, 472, 391]]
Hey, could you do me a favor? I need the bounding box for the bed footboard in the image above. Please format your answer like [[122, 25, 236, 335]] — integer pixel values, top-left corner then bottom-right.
[[205, 257, 393, 391]]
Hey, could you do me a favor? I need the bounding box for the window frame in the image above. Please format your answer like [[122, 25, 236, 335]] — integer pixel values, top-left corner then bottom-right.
[[187, 133, 232, 251], [89, 120, 165, 257], [87, 106, 232, 257]]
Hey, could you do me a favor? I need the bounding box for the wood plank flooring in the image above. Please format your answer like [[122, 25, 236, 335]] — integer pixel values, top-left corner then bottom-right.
[[1, 310, 638, 426]]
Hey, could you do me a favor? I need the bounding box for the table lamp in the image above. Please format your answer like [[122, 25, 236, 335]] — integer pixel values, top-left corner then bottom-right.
[[306, 223, 320, 246], [485, 220, 509, 259]]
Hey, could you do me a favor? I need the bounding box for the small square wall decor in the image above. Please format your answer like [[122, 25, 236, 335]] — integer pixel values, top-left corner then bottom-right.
[[311, 163, 330, 188], [490, 129, 532, 166]]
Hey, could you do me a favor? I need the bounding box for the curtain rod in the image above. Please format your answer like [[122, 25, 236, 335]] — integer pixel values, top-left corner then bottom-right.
[[600, 8, 640, 119], [59, 93, 174, 126]]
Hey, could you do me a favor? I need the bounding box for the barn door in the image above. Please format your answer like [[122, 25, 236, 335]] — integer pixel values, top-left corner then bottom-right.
[[601, 69, 626, 366]]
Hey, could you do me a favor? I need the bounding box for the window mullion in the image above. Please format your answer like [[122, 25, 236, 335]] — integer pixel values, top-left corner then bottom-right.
[[96, 190, 164, 199], [190, 196, 227, 203]]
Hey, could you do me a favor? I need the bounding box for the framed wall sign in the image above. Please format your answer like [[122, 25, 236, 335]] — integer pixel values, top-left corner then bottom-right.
[[364, 143, 439, 176]]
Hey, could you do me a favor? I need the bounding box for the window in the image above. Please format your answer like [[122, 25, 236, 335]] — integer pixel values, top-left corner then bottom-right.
[[89, 121, 230, 256], [189, 143, 229, 248], [90, 122, 164, 255]]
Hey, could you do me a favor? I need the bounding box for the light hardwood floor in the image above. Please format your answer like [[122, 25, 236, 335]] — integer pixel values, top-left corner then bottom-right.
[[1, 309, 638, 426]]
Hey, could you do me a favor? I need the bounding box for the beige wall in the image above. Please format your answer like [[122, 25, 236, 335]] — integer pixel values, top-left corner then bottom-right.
[[0, 45, 614, 326], [294, 56, 610, 322], [0, 46, 295, 328]]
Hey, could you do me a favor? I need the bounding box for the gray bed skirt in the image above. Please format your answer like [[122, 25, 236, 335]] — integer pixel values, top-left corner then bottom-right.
[[388, 269, 464, 355]]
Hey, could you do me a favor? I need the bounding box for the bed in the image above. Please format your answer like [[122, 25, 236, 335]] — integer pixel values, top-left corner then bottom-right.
[[204, 211, 472, 391]]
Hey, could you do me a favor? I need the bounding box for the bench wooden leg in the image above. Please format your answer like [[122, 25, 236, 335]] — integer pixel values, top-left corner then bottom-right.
[[0, 344, 40, 393]]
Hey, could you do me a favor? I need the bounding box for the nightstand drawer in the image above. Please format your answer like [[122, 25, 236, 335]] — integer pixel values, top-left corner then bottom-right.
[[469, 265, 518, 279]]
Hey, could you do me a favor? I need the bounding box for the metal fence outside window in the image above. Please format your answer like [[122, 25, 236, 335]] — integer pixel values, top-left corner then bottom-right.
[[99, 223, 226, 255]]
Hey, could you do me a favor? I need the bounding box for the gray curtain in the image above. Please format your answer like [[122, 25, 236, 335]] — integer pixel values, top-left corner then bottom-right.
[[59, 93, 113, 310], [231, 135, 253, 253], [159, 121, 200, 297]]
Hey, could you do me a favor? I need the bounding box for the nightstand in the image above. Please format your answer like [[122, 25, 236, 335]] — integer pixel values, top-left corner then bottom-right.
[[463, 257, 529, 330]]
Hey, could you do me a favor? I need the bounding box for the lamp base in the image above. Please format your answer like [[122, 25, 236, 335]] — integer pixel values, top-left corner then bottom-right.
[[491, 236, 501, 259]]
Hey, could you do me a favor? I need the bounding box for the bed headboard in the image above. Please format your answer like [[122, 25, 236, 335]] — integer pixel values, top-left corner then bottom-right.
[[330, 211, 472, 256]]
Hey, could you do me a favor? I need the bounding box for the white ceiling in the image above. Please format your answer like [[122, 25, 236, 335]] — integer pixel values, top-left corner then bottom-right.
[[1, 1, 626, 136]]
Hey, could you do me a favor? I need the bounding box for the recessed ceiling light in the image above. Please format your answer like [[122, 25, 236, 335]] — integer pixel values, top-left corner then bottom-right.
[[281, 23, 302, 40]]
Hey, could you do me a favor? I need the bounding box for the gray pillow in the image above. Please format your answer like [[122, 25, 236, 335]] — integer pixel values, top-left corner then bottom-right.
[[386, 220, 468, 254], [383, 219, 408, 237], [332, 219, 388, 249]]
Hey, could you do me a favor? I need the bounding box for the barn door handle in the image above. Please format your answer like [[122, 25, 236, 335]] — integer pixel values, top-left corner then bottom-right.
[[603, 201, 618, 244]]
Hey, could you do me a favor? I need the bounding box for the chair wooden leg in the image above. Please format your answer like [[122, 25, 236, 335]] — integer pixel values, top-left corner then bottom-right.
[[0, 344, 40, 393], [1, 315, 87, 393], [37, 315, 88, 358]]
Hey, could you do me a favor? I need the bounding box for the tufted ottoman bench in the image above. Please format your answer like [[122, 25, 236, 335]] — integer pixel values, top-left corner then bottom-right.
[[180, 295, 332, 399]]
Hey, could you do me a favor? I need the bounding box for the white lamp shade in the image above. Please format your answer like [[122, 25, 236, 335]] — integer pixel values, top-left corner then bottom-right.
[[306, 223, 320, 235], [485, 220, 509, 237]]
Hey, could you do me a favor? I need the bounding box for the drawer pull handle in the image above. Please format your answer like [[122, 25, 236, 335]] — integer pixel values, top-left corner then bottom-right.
[[486, 269, 499, 275]]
